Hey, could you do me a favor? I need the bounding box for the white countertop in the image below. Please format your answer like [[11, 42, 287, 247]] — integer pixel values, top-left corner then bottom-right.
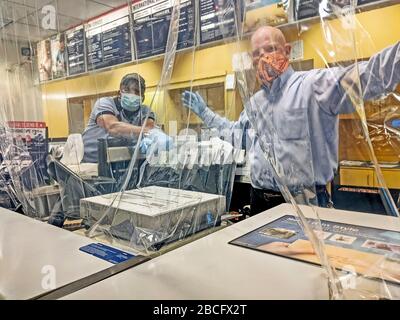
[[62, 204, 400, 300], [0, 208, 114, 300]]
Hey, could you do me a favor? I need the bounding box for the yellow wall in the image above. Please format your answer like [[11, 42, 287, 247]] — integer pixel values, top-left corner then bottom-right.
[[287, 4, 400, 68], [42, 4, 400, 138], [42, 59, 163, 137]]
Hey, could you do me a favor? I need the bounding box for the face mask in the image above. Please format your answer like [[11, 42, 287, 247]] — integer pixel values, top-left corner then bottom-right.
[[257, 51, 289, 87], [121, 93, 141, 112]]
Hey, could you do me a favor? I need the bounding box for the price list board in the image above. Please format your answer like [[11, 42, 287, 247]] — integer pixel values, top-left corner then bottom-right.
[[199, 0, 238, 45], [66, 25, 86, 76], [85, 7, 132, 71], [132, 0, 195, 59]]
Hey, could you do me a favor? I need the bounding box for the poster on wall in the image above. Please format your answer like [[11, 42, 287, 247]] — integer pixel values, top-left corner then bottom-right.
[[132, 0, 195, 60], [50, 33, 68, 79], [2, 122, 49, 187], [85, 6, 132, 71], [37, 39, 52, 82], [230, 215, 400, 283], [66, 25, 86, 76], [199, 0, 239, 45]]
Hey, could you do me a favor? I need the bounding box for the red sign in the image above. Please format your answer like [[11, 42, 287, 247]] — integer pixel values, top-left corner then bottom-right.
[[7, 121, 46, 129]]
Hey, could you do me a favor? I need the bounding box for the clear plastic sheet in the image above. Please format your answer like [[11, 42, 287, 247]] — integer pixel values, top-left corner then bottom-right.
[[211, 0, 400, 299], [0, 0, 236, 261], [206, 0, 344, 299], [0, 1, 50, 219], [84, 0, 228, 255], [0, 0, 400, 300], [314, 0, 400, 298]]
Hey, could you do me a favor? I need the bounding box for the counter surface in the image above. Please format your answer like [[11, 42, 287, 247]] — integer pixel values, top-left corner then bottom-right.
[[62, 204, 400, 299], [0, 208, 116, 299]]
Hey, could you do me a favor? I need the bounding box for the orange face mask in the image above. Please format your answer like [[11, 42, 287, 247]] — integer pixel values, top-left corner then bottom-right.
[[257, 52, 289, 87]]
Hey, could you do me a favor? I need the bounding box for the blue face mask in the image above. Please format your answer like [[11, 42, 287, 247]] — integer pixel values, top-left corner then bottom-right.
[[121, 93, 141, 112]]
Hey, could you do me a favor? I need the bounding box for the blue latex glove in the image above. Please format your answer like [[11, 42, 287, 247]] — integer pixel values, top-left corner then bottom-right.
[[139, 129, 173, 154], [181, 91, 207, 117], [150, 129, 173, 151], [139, 137, 153, 154]]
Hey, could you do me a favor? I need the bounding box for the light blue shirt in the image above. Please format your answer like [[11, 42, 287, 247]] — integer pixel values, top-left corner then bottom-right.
[[200, 42, 400, 191]]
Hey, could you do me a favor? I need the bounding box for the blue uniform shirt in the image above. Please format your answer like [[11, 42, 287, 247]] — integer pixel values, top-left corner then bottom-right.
[[82, 97, 155, 163], [200, 42, 400, 191]]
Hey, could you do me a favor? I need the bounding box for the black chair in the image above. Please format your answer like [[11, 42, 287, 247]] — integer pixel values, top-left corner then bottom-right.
[[47, 157, 101, 220], [97, 137, 145, 191]]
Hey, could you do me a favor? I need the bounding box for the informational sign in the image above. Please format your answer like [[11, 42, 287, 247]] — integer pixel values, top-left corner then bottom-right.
[[85, 7, 132, 71], [50, 33, 67, 79], [289, 40, 303, 61], [66, 25, 86, 76], [79, 243, 135, 264], [37, 40, 52, 82], [2, 122, 49, 187], [199, 0, 238, 45], [230, 215, 400, 283], [177, 0, 195, 50], [132, 0, 195, 59]]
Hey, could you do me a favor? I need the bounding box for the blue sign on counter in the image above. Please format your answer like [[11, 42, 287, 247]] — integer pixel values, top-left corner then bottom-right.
[[80, 243, 135, 264]]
